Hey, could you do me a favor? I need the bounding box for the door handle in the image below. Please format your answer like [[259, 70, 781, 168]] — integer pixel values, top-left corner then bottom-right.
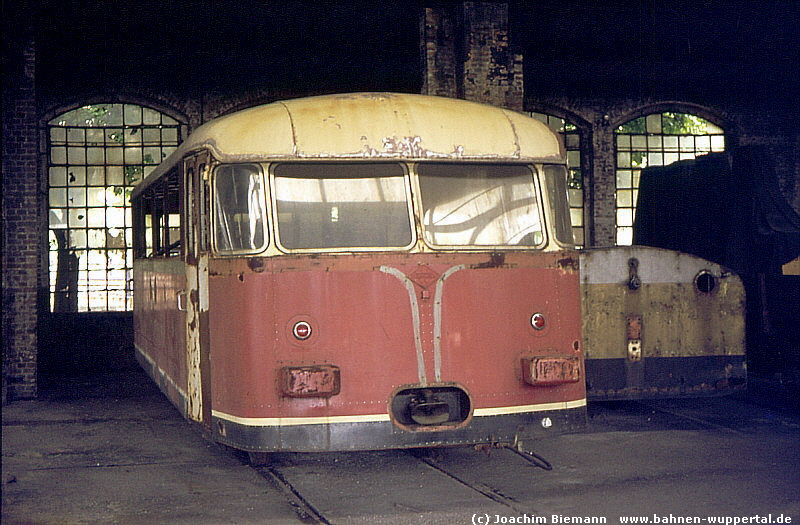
[[177, 290, 187, 311]]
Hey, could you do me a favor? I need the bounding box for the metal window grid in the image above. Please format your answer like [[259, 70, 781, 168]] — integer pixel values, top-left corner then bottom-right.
[[528, 112, 584, 247], [614, 113, 725, 246], [48, 104, 181, 312]]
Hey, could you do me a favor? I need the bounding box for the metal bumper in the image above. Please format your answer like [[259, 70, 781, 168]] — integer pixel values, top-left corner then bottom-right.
[[212, 404, 587, 453]]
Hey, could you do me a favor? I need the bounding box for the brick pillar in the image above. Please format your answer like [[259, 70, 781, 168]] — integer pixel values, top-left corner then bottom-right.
[[461, 2, 523, 111], [420, 6, 460, 99], [591, 121, 618, 247], [421, 2, 523, 111], [2, 37, 39, 400]]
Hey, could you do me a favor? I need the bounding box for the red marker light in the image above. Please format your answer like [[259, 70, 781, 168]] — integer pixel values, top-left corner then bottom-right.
[[530, 313, 546, 330], [293, 321, 312, 340]]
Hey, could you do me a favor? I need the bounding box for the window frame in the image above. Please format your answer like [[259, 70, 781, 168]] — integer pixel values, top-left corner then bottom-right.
[[210, 163, 270, 256], [47, 103, 181, 312], [614, 111, 725, 246], [528, 111, 585, 247], [413, 161, 548, 251], [270, 161, 417, 254], [131, 168, 182, 259]]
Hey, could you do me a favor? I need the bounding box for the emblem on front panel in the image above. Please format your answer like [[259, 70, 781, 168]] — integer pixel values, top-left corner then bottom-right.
[[408, 265, 441, 289]]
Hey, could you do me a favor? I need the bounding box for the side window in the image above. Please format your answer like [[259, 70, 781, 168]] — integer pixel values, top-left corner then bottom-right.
[[212, 164, 268, 254], [134, 169, 181, 258], [543, 165, 575, 246], [186, 167, 195, 258], [198, 164, 209, 252]]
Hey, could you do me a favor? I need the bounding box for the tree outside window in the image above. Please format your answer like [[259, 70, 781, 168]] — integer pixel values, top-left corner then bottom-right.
[[48, 104, 181, 311], [614, 112, 724, 246]]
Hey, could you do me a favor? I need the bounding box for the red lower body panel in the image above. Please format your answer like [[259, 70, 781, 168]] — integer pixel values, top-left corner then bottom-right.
[[206, 252, 585, 451]]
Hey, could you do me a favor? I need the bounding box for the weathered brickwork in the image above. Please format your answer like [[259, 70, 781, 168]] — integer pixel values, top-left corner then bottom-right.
[[2, 38, 39, 400], [421, 2, 523, 111], [420, 7, 459, 99]]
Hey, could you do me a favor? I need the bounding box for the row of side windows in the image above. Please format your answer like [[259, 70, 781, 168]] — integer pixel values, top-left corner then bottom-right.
[[134, 169, 182, 259]]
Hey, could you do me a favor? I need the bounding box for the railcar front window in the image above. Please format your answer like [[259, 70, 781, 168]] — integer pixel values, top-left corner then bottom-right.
[[543, 165, 575, 246], [274, 163, 412, 250], [213, 164, 267, 253], [417, 163, 544, 247]]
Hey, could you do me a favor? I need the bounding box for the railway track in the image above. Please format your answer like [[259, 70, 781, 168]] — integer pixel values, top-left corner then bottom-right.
[[255, 465, 331, 524], [584, 387, 798, 434], [247, 444, 559, 524], [244, 396, 800, 524]]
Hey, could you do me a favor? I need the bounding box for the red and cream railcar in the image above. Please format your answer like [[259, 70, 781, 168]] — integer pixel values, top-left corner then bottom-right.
[[131, 93, 586, 454]]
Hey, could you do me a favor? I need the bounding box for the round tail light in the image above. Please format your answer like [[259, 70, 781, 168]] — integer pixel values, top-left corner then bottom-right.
[[530, 313, 546, 330], [292, 321, 312, 340]]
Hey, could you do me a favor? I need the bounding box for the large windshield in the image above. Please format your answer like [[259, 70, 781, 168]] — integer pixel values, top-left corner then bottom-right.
[[274, 163, 413, 250], [417, 163, 544, 247]]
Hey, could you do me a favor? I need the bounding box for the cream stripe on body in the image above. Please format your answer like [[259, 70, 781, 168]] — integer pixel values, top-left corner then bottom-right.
[[212, 398, 587, 427]]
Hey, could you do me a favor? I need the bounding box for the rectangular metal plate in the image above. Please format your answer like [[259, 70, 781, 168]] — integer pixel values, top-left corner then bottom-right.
[[279, 365, 341, 397], [521, 355, 581, 386], [626, 314, 642, 340]]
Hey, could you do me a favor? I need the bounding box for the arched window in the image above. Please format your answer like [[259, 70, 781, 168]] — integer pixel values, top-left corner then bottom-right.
[[529, 112, 585, 247], [614, 112, 725, 245], [48, 104, 181, 311]]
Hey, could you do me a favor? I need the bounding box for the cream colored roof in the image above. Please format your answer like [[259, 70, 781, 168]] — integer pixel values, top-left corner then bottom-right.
[[135, 93, 564, 195]]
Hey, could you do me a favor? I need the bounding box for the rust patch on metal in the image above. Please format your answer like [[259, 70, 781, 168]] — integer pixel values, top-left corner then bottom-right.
[[279, 365, 340, 398], [588, 380, 746, 400], [247, 257, 266, 273], [521, 355, 581, 386], [626, 315, 642, 340], [472, 252, 507, 269], [557, 257, 579, 272], [626, 314, 643, 362]]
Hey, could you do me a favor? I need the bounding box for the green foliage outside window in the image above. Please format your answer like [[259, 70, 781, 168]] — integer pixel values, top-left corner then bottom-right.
[[48, 103, 180, 311], [617, 112, 721, 135]]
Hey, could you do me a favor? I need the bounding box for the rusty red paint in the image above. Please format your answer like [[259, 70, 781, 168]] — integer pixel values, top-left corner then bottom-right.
[[205, 251, 584, 424], [408, 265, 440, 289]]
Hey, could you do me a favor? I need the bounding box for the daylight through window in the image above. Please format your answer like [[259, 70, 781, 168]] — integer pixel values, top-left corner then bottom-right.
[[614, 112, 724, 245], [48, 104, 181, 311]]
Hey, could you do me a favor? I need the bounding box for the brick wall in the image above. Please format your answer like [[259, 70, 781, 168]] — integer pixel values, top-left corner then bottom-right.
[[420, 6, 459, 99], [421, 2, 523, 111], [2, 37, 39, 400]]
